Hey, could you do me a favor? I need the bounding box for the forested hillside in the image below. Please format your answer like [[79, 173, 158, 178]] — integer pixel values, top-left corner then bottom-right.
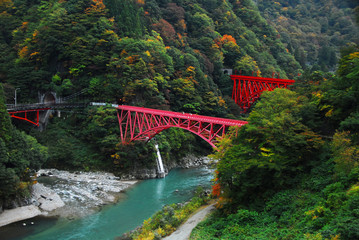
[[257, 0, 359, 71], [0, 2, 359, 234], [0, 0, 302, 103], [0, 0, 306, 174]]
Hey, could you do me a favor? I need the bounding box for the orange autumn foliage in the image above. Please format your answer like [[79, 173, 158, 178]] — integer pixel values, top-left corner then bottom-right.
[[85, 0, 106, 15], [125, 55, 139, 65], [212, 183, 221, 197], [211, 170, 221, 197], [18, 46, 29, 58], [177, 33, 186, 47], [30, 51, 39, 57], [221, 34, 237, 44], [135, 0, 145, 5], [0, 0, 13, 9], [177, 19, 187, 31], [20, 22, 29, 30], [215, 34, 238, 48], [32, 30, 39, 39]]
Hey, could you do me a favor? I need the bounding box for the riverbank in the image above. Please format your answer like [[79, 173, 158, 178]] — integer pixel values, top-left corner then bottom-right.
[[163, 203, 216, 240], [0, 169, 137, 227], [120, 189, 213, 240]]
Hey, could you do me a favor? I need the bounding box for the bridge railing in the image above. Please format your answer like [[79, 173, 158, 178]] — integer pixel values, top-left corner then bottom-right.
[[6, 103, 47, 111], [7, 102, 90, 112]]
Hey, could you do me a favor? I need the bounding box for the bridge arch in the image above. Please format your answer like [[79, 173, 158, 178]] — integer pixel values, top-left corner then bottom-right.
[[131, 126, 220, 149], [116, 105, 247, 150]]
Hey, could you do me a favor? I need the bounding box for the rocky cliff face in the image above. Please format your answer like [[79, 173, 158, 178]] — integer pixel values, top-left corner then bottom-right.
[[121, 154, 213, 180], [174, 155, 212, 169]]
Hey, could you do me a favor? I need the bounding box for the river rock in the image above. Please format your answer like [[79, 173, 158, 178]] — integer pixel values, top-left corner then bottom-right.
[[34, 169, 138, 219], [32, 183, 65, 212]]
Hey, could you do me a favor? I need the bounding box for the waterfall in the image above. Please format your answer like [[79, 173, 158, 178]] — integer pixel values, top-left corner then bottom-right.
[[154, 143, 166, 178]]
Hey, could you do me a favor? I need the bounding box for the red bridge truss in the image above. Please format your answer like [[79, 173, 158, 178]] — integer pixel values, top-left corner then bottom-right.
[[6, 103, 86, 127], [116, 105, 248, 149], [231, 75, 295, 112], [8, 108, 50, 126]]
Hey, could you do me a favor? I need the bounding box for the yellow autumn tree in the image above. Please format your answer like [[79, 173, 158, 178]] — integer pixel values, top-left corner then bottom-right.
[[85, 0, 107, 16], [332, 131, 359, 175], [234, 55, 261, 76]]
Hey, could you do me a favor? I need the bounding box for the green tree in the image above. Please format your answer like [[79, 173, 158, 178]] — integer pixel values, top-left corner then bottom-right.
[[214, 88, 323, 207], [234, 55, 261, 76], [0, 84, 12, 142], [320, 46, 359, 128], [188, 12, 215, 37], [104, 0, 145, 38], [331, 131, 359, 176]]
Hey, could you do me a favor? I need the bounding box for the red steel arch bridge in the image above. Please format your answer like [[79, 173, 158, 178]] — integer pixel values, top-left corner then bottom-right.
[[115, 104, 247, 149], [7, 103, 247, 149]]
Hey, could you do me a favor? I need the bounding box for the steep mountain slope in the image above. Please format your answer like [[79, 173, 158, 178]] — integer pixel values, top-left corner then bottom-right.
[[1, 0, 301, 109], [257, 0, 359, 71]]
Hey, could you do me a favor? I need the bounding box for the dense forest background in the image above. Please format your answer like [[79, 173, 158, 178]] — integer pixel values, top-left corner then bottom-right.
[[0, 0, 359, 238]]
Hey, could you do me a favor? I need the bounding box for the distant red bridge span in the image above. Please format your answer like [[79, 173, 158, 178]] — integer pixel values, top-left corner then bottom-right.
[[7, 103, 248, 149], [8, 108, 50, 126], [6, 102, 86, 126], [231, 75, 295, 112]]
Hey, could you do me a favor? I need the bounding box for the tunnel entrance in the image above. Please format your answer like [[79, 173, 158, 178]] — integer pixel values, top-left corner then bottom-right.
[[43, 92, 56, 104]]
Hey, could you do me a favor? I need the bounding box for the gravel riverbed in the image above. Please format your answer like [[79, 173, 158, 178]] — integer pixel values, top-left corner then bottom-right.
[[0, 169, 138, 227]]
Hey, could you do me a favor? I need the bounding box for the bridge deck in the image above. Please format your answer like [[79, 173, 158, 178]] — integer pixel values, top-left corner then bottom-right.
[[230, 75, 295, 84], [7, 103, 89, 112]]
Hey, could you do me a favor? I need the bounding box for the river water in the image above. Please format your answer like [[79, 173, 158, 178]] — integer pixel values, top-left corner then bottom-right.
[[1, 167, 213, 240]]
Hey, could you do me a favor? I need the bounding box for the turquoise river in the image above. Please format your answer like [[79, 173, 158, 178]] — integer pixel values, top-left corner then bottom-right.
[[0, 167, 213, 240]]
